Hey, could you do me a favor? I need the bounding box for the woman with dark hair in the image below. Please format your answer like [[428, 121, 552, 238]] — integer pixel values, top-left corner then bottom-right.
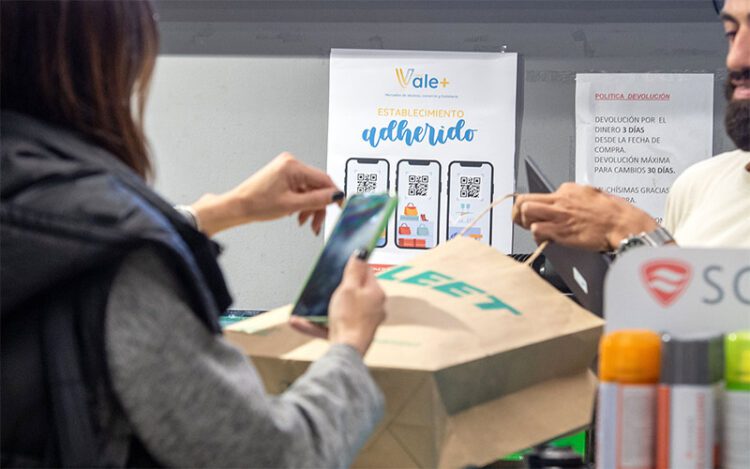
[[0, 1, 385, 467]]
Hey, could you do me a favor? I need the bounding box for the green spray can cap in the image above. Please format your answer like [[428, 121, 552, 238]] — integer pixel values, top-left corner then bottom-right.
[[726, 330, 750, 391]]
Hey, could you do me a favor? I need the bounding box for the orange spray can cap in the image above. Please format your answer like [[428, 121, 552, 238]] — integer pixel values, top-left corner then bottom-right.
[[599, 329, 661, 384]]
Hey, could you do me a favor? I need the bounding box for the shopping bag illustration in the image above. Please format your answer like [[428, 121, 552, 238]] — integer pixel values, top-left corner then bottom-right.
[[398, 223, 412, 235], [404, 203, 418, 216], [416, 224, 429, 237]]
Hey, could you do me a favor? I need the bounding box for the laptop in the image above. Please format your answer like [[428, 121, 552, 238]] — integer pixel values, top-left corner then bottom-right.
[[525, 156, 611, 317]]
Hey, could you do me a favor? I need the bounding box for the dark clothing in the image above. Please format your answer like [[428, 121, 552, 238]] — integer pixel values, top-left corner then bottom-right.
[[1, 112, 385, 469], [0, 112, 232, 467]]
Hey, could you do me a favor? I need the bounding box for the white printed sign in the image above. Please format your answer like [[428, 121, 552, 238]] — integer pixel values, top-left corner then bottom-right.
[[326, 49, 517, 268], [605, 247, 750, 334], [576, 73, 714, 224]]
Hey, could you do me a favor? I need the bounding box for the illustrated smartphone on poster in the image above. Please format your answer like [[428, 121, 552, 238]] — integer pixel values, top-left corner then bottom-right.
[[344, 158, 390, 247], [291, 193, 397, 324], [395, 159, 441, 249], [447, 161, 494, 245]]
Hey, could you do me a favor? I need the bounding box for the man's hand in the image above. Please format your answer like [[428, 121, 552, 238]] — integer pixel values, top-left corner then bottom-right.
[[191, 152, 343, 236], [512, 183, 658, 251]]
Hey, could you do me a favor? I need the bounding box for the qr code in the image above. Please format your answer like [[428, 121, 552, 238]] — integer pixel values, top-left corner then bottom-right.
[[356, 173, 378, 193], [460, 176, 481, 198], [408, 174, 429, 196]]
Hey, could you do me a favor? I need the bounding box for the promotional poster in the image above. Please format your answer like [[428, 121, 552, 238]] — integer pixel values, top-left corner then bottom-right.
[[326, 49, 518, 268], [575, 73, 714, 224]]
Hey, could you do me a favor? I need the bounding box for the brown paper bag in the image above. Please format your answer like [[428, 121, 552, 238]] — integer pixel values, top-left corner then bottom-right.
[[226, 237, 604, 468]]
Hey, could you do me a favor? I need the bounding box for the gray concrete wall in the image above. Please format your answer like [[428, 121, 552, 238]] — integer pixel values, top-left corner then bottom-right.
[[147, 0, 733, 309]]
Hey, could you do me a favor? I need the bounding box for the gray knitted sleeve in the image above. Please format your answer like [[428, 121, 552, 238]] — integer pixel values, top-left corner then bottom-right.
[[105, 247, 384, 468]]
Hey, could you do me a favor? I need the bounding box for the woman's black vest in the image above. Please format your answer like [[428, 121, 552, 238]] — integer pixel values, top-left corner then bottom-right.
[[0, 112, 233, 467]]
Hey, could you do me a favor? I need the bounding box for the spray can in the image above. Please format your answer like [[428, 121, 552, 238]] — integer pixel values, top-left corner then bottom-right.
[[656, 333, 723, 469], [723, 330, 750, 469], [596, 329, 661, 469]]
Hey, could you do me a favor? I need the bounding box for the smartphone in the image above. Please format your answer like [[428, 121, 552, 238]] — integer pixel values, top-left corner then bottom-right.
[[291, 193, 397, 323], [446, 161, 494, 245], [344, 158, 390, 247], [395, 159, 441, 249]]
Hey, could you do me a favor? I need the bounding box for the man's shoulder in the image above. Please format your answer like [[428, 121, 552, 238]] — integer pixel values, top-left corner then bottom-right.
[[672, 149, 748, 193], [681, 149, 748, 179]]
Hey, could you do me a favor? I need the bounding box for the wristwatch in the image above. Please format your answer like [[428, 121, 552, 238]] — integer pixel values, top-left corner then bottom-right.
[[615, 226, 674, 257], [174, 204, 200, 231]]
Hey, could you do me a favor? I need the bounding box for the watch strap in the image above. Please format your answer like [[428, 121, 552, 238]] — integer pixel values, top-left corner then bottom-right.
[[641, 225, 674, 247], [615, 225, 674, 257]]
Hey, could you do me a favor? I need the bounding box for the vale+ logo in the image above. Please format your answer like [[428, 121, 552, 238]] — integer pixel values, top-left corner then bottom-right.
[[395, 67, 450, 89]]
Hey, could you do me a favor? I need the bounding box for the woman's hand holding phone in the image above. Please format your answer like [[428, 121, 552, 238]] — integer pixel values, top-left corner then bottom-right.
[[190, 152, 344, 236], [289, 251, 386, 357]]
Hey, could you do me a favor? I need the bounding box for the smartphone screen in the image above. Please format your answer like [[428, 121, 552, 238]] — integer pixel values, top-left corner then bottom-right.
[[292, 194, 396, 322], [395, 159, 441, 249], [447, 161, 494, 245], [345, 158, 390, 247]]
